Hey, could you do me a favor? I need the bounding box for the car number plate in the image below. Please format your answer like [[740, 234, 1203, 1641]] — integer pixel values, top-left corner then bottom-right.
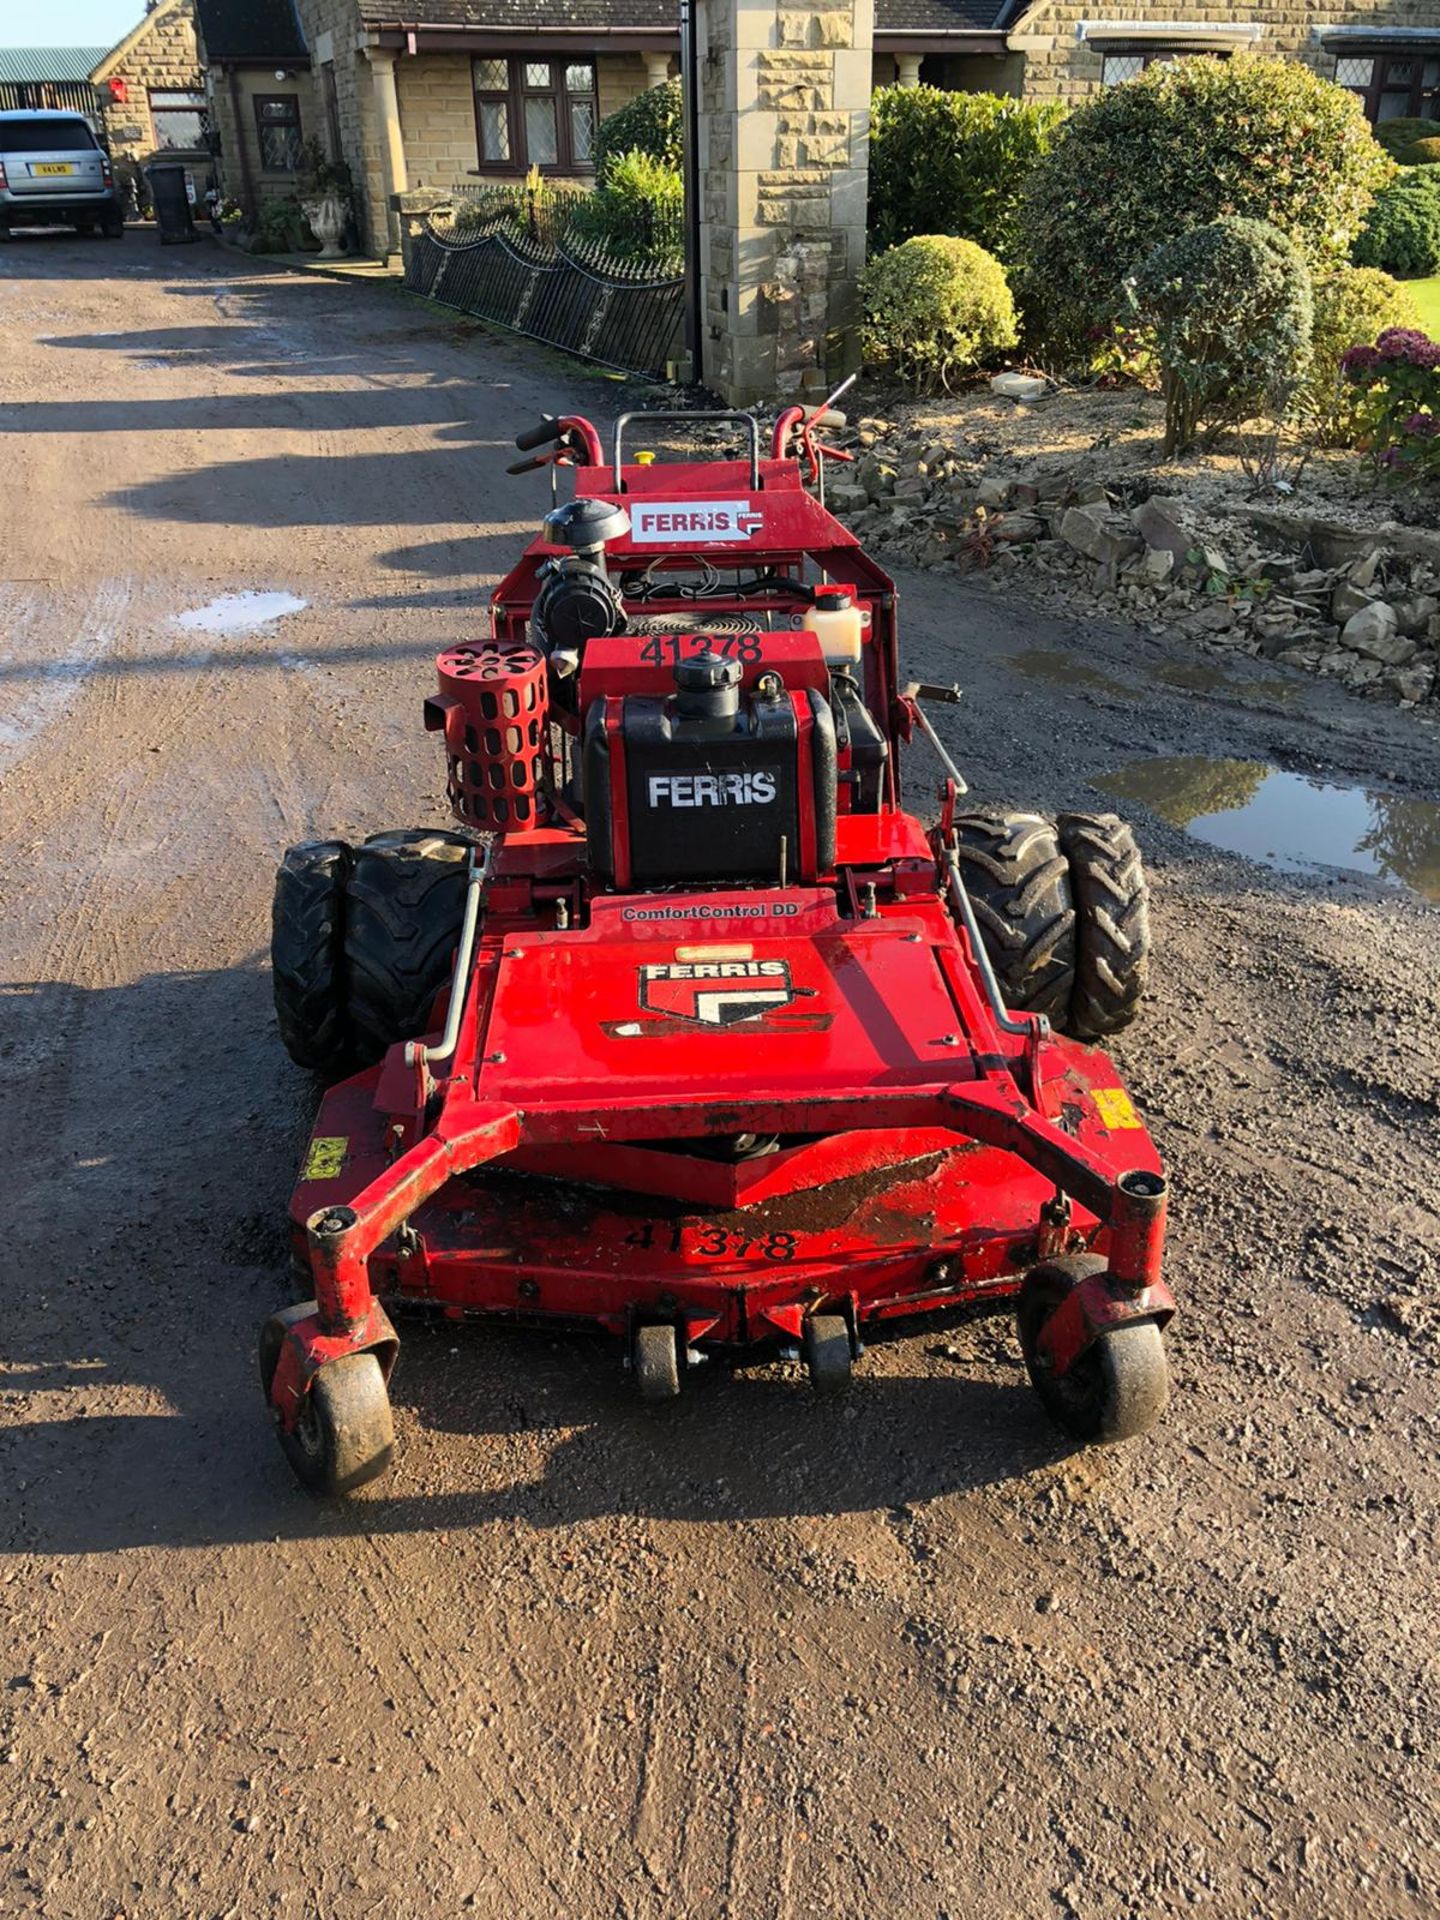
[[33, 163, 75, 175]]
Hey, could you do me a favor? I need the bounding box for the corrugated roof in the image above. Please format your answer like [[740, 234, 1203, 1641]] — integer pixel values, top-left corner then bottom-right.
[[192, 0, 308, 63], [0, 46, 109, 84]]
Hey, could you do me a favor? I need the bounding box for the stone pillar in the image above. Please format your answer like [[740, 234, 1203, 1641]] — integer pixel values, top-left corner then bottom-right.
[[645, 52, 673, 88], [896, 53, 922, 86], [363, 46, 409, 261], [392, 187, 454, 276], [696, 0, 872, 405]]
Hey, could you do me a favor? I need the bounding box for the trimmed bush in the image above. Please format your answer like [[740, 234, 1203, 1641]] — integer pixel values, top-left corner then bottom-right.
[[866, 86, 1066, 261], [1404, 137, 1440, 167], [592, 77, 682, 183], [1128, 217, 1313, 454], [1301, 264, 1423, 443], [1352, 167, 1440, 276], [568, 149, 684, 266], [860, 234, 1017, 393], [1375, 117, 1434, 160], [1019, 55, 1391, 363]]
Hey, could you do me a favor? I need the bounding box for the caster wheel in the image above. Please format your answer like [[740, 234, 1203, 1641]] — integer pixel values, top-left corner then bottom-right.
[[259, 1299, 315, 1399], [802, 1313, 852, 1394], [277, 1352, 394, 1495], [1017, 1255, 1169, 1445], [634, 1323, 681, 1402]]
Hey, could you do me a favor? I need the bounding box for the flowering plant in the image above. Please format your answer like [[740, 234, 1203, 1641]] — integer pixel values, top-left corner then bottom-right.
[[1342, 327, 1440, 483]]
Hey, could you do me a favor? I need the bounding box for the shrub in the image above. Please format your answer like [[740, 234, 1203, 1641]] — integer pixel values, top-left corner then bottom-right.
[[592, 77, 682, 183], [1300, 264, 1423, 443], [1375, 117, 1433, 160], [568, 150, 684, 267], [1127, 217, 1313, 454], [1019, 55, 1391, 363], [1342, 327, 1440, 484], [1352, 167, 1440, 276], [860, 234, 1017, 393], [866, 86, 1066, 260], [1404, 137, 1440, 167]]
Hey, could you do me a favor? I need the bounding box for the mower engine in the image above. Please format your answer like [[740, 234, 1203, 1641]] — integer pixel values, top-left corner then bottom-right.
[[261, 402, 1176, 1496]]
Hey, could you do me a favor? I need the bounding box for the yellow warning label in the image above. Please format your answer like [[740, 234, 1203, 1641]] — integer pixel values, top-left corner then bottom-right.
[[301, 1136, 348, 1181], [1093, 1088, 1141, 1131]]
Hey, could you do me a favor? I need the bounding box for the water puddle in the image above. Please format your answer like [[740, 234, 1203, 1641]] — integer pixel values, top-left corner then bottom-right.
[[173, 591, 308, 635], [1154, 662, 1295, 702], [1093, 756, 1440, 903], [1010, 650, 1131, 698]]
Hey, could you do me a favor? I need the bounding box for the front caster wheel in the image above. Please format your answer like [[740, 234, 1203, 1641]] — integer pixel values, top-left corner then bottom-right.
[[277, 1352, 394, 1495], [1017, 1255, 1169, 1445], [633, 1323, 681, 1402], [802, 1313, 852, 1394]]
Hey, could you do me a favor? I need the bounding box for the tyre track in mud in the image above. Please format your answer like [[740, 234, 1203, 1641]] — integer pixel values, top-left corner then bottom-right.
[[1, 231, 1438, 1920]]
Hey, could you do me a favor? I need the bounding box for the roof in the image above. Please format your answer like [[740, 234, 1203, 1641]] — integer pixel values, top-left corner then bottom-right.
[[192, 0, 308, 62], [357, 0, 1009, 30], [0, 46, 108, 84]]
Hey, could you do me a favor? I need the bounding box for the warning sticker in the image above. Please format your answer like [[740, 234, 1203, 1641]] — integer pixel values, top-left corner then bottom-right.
[[301, 1136, 349, 1181], [1093, 1088, 1141, 1131]]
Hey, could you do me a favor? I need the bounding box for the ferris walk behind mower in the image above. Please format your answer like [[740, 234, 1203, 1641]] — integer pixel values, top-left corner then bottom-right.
[[262, 402, 1174, 1494]]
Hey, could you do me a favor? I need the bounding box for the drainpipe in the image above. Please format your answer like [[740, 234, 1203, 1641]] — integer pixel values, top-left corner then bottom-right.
[[226, 62, 257, 221], [679, 0, 703, 387]]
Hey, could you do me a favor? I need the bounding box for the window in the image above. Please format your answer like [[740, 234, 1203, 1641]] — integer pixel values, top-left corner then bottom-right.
[[149, 88, 207, 150], [254, 94, 303, 172], [1100, 47, 1229, 86], [471, 57, 597, 172], [0, 115, 97, 150], [1336, 50, 1440, 125]]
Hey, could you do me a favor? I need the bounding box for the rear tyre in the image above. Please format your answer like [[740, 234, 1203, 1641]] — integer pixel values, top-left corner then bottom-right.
[[1017, 1255, 1169, 1445], [344, 830, 472, 1066], [951, 810, 1075, 1023], [1057, 813, 1150, 1040], [73, 219, 97, 235], [802, 1313, 852, 1394], [271, 840, 352, 1074], [102, 214, 124, 240], [278, 1352, 394, 1495], [634, 1323, 681, 1402]]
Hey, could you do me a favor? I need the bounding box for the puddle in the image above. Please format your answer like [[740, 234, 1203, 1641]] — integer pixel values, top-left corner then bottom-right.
[[173, 591, 308, 635], [1154, 662, 1295, 702], [1010, 650, 1132, 698], [1093, 756, 1440, 902]]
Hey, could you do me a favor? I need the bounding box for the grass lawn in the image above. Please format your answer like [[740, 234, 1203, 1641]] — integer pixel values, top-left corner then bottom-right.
[[1405, 274, 1440, 335]]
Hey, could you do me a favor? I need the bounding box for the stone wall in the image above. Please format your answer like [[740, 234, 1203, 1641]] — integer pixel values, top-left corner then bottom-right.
[[292, 0, 390, 251], [1009, 0, 1440, 100], [697, 0, 872, 404], [95, 0, 205, 166]]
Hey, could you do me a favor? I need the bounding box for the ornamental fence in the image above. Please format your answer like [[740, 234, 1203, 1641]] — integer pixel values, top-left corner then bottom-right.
[[403, 180, 685, 381]]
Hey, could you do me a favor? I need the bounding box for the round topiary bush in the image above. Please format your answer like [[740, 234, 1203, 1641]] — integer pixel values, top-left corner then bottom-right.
[[1375, 117, 1434, 161], [1301, 264, 1423, 444], [1352, 168, 1440, 276], [1127, 217, 1314, 454], [1403, 137, 1440, 167], [860, 234, 1017, 393], [1019, 55, 1391, 364], [866, 85, 1066, 260], [592, 77, 682, 184]]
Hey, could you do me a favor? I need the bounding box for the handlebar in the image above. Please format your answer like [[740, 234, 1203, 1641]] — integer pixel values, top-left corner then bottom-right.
[[612, 411, 761, 491], [514, 416, 562, 452]]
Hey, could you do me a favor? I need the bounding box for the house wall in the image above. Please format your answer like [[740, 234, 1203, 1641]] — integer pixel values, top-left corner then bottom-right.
[[1009, 0, 1440, 101], [206, 64, 320, 209], [292, 0, 392, 250], [95, 0, 209, 199]]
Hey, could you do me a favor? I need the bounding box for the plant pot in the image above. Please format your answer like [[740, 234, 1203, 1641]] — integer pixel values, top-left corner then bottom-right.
[[301, 193, 349, 259]]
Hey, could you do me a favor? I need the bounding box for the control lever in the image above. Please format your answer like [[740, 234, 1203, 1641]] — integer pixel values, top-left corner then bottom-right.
[[900, 681, 967, 794]]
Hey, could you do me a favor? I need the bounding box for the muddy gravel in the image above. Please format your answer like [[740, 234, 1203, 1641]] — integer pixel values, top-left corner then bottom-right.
[[1, 231, 1438, 1920]]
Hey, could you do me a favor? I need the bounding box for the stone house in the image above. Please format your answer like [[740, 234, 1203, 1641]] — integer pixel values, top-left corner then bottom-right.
[[192, 0, 316, 219], [89, 0, 212, 209], [194, 0, 1439, 260]]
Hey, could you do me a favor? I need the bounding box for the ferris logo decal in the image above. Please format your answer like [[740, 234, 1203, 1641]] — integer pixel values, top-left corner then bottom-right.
[[647, 770, 777, 808], [630, 501, 763, 545], [640, 959, 795, 1028]]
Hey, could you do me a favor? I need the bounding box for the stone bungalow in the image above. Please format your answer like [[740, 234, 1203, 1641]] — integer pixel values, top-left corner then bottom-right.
[[192, 0, 1440, 259]]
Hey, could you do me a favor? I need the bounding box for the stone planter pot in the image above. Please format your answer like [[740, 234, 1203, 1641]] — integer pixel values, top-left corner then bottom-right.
[[301, 193, 349, 259]]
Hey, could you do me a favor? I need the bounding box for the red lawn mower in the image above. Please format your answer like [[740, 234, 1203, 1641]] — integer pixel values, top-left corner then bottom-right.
[[261, 401, 1174, 1494]]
